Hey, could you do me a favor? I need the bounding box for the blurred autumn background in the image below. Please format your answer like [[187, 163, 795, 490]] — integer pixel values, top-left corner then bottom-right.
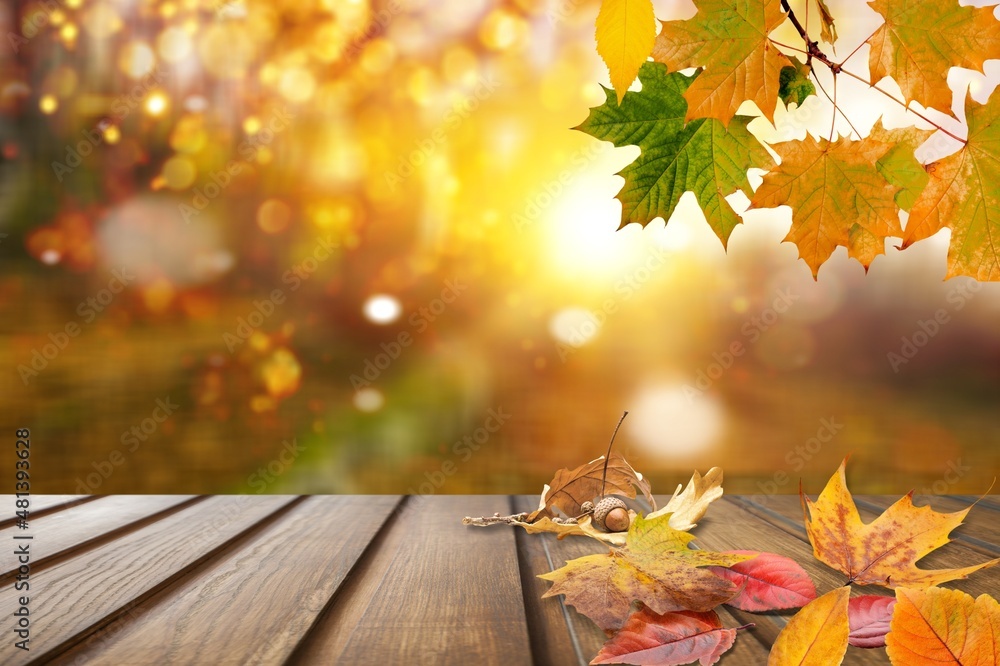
[[1, 0, 998, 495]]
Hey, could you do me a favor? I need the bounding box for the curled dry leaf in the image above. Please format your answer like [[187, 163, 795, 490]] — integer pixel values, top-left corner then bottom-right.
[[708, 550, 817, 612], [848, 595, 896, 649], [886, 586, 1000, 665], [647, 467, 724, 531], [591, 608, 742, 666], [529, 453, 655, 522], [768, 586, 850, 666], [539, 513, 752, 631], [802, 458, 1000, 587]]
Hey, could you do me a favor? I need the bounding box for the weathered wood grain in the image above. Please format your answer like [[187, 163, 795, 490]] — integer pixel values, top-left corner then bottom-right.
[[55, 496, 400, 665], [0, 495, 297, 665], [291, 495, 533, 666], [0, 495, 95, 529], [0, 495, 199, 582]]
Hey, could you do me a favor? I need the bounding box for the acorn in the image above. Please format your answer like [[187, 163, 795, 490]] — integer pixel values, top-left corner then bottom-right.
[[592, 496, 630, 532]]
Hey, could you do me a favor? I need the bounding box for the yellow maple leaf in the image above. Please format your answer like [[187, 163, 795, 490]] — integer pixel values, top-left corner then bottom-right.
[[802, 459, 1000, 588], [595, 0, 657, 104], [652, 0, 791, 125]]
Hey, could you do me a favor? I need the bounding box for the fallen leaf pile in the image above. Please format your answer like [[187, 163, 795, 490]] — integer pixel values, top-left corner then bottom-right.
[[465, 450, 999, 664], [768, 459, 1000, 665]]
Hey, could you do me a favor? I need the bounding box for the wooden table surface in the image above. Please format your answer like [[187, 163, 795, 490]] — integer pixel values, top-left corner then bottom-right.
[[0, 494, 997, 665]]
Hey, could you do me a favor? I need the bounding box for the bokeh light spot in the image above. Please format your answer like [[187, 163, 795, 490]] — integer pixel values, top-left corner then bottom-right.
[[354, 387, 385, 412], [363, 294, 402, 325], [628, 384, 725, 460]]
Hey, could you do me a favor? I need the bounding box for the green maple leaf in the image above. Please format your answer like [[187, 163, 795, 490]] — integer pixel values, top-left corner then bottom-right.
[[576, 62, 774, 248], [778, 57, 815, 108], [904, 93, 1000, 280]]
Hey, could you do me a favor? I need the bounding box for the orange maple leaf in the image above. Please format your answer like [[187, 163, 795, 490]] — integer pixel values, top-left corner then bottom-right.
[[868, 0, 1000, 115], [652, 0, 791, 125], [749, 129, 901, 276], [886, 586, 1000, 665], [802, 459, 1000, 588]]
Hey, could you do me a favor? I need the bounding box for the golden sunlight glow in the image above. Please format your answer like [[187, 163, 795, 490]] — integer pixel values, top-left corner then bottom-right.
[[546, 176, 645, 280]]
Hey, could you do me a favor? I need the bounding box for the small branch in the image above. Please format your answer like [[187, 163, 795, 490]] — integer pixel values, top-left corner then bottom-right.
[[463, 512, 529, 526], [780, 0, 840, 72]]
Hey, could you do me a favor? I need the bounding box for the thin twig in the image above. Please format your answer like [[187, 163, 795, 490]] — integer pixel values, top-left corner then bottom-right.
[[463, 512, 529, 526], [769, 38, 810, 55], [601, 411, 629, 497], [837, 67, 967, 144], [813, 71, 860, 139]]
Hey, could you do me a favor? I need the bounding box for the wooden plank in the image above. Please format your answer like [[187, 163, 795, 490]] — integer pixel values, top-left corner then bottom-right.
[[0, 495, 96, 529], [55, 496, 400, 666], [512, 494, 603, 666], [291, 496, 533, 666], [513, 495, 771, 665], [0, 495, 297, 665], [0, 495, 199, 582]]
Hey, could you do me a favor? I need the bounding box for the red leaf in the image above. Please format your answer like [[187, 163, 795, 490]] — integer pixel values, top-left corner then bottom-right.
[[708, 550, 817, 612], [848, 595, 896, 648], [591, 608, 741, 666]]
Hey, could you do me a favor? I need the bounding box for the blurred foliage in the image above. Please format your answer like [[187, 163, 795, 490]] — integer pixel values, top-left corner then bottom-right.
[[0, 0, 997, 494]]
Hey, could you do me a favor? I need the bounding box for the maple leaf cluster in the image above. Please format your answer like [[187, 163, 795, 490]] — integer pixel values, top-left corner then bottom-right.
[[588, 0, 1000, 279], [465, 449, 999, 664]]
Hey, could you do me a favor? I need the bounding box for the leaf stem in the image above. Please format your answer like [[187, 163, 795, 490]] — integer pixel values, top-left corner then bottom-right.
[[601, 411, 629, 498]]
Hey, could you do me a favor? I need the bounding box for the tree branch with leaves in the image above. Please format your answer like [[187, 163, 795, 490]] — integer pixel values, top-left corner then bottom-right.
[[591, 0, 1000, 279]]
